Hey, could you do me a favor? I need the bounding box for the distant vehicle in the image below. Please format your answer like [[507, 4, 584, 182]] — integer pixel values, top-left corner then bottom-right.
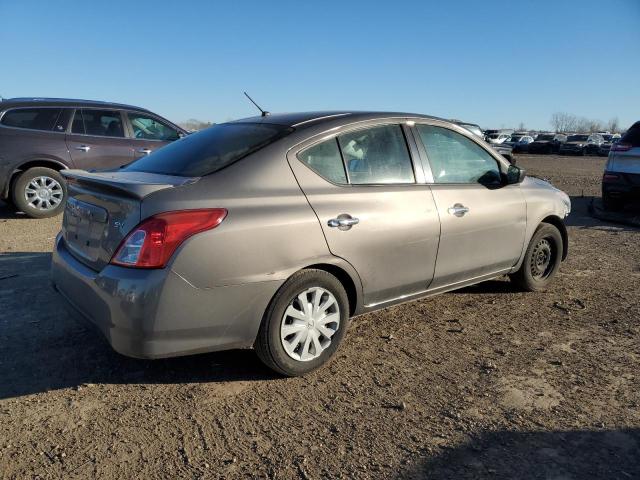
[[455, 122, 483, 139], [528, 133, 567, 154], [0, 97, 187, 218], [598, 137, 619, 157], [505, 135, 534, 153], [50, 111, 570, 376], [602, 121, 640, 210], [559, 134, 604, 156], [491, 143, 515, 163], [486, 133, 511, 144]]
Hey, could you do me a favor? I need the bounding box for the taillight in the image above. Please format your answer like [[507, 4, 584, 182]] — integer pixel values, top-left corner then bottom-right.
[[111, 209, 227, 268], [602, 173, 620, 183], [610, 143, 632, 152]]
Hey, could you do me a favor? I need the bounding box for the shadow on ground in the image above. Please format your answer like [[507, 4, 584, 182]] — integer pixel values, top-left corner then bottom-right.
[[567, 196, 639, 231], [0, 252, 275, 400], [399, 428, 640, 479]]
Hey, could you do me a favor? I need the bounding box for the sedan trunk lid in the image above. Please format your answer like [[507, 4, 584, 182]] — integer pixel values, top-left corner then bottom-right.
[[61, 170, 197, 271]]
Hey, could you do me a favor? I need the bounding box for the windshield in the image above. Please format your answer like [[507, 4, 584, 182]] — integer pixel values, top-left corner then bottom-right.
[[602, 135, 613, 141], [510, 136, 523, 142], [124, 122, 293, 177], [537, 134, 554, 141], [568, 135, 589, 141]]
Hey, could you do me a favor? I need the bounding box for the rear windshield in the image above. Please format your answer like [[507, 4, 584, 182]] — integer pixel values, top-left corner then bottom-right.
[[537, 134, 554, 141], [124, 122, 293, 176], [568, 135, 589, 141], [621, 121, 640, 147]]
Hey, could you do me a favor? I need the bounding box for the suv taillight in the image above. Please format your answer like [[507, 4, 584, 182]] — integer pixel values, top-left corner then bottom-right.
[[111, 209, 227, 268], [602, 173, 620, 183], [610, 143, 632, 152]]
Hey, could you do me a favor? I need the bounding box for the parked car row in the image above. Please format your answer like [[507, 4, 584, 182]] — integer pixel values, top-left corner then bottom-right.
[[480, 130, 623, 156]]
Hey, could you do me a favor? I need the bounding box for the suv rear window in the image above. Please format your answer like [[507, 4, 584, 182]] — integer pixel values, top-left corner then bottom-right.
[[621, 121, 640, 147], [1, 108, 62, 131], [124, 122, 293, 177]]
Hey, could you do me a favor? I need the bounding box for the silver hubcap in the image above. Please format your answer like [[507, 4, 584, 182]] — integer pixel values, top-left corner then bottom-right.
[[280, 287, 340, 362], [25, 176, 63, 211]]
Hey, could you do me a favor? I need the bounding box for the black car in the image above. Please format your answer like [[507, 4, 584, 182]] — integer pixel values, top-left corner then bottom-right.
[[0, 98, 187, 218], [559, 134, 604, 156], [528, 133, 567, 154]]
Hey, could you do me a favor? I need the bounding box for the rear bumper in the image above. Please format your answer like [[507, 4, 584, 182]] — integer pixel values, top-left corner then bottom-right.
[[602, 171, 640, 202], [51, 234, 282, 359]]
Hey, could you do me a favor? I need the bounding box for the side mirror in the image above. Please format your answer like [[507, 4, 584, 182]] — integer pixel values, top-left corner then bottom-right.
[[506, 164, 526, 184]]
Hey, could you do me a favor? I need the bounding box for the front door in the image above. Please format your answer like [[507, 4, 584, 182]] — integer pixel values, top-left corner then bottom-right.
[[412, 123, 527, 289], [288, 123, 441, 306], [124, 110, 182, 161], [65, 108, 133, 170]]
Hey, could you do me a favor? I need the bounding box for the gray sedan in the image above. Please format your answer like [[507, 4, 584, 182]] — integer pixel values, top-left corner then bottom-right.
[[51, 111, 571, 376]]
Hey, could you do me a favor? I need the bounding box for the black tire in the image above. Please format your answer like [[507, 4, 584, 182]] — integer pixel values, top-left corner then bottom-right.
[[12, 167, 67, 218], [255, 269, 350, 377], [602, 194, 624, 212], [509, 223, 563, 292]]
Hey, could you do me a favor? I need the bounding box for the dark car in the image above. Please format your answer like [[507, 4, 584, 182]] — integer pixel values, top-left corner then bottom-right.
[[602, 121, 640, 210], [0, 98, 187, 218], [559, 134, 604, 156], [528, 133, 567, 154]]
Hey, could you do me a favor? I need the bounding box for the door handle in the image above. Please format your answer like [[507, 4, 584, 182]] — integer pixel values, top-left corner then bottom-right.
[[447, 203, 469, 217], [137, 148, 152, 155], [75, 145, 90, 152], [328, 215, 359, 229]]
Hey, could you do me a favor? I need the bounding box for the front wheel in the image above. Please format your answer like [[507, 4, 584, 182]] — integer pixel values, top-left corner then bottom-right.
[[12, 167, 67, 218], [255, 269, 350, 376], [509, 223, 563, 292]]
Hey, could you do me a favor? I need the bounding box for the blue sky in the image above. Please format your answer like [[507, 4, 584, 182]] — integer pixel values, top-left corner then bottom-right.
[[1, 0, 638, 130]]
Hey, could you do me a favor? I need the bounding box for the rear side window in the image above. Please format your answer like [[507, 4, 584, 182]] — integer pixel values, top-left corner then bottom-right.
[[72, 109, 125, 137], [338, 125, 414, 184], [416, 125, 501, 185], [298, 139, 347, 184], [124, 122, 293, 177], [621, 121, 640, 147], [1, 108, 62, 131]]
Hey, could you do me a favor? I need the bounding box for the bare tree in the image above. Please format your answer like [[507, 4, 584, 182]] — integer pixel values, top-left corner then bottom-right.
[[518, 122, 526, 131], [550, 112, 577, 133], [607, 117, 620, 133]]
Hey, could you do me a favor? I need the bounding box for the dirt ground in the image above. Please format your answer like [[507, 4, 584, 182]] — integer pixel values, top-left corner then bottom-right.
[[1, 154, 638, 479]]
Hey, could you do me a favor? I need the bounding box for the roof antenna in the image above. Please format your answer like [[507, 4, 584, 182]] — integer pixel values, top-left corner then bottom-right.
[[244, 91, 270, 117]]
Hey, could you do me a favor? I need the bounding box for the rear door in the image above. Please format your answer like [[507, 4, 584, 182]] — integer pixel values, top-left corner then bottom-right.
[[65, 108, 134, 170], [124, 110, 182, 160], [412, 122, 527, 289], [288, 121, 441, 306]]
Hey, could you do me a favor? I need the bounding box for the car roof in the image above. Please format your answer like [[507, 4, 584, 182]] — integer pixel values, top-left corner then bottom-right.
[[230, 111, 447, 129], [0, 97, 151, 112]]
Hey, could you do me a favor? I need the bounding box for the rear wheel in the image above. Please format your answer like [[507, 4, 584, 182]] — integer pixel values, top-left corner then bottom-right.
[[12, 167, 66, 218], [510, 223, 563, 292], [255, 269, 349, 376]]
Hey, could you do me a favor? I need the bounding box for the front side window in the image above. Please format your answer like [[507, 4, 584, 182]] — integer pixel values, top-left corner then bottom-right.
[[72, 109, 124, 137], [416, 125, 501, 185], [337, 125, 414, 184], [298, 139, 347, 184], [1, 108, 62, 131], [127, 112, 180, 141]]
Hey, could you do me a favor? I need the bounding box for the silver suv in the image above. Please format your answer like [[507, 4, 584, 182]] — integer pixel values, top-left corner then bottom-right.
[[602, 121, 640, 210], [51, 112, 571, 376]]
